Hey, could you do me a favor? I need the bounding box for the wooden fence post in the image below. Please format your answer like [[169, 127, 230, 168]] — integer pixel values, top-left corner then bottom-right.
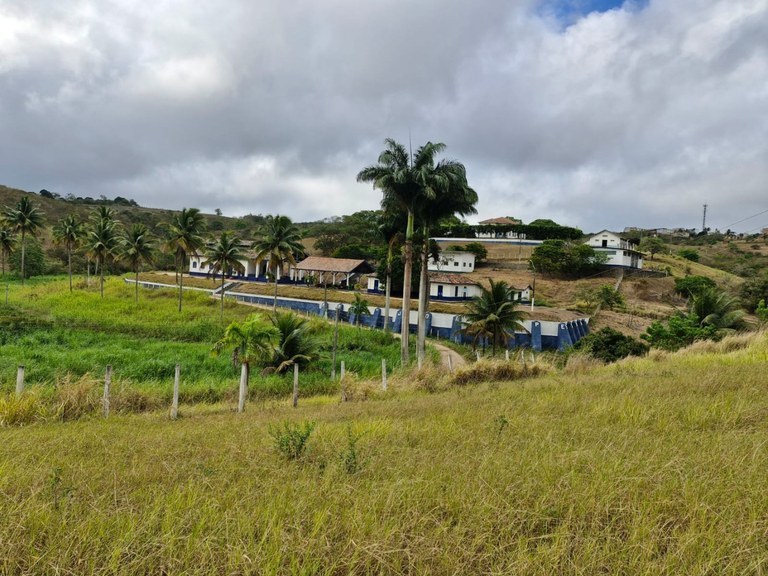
[[293, 364, 299, 408], [237, 363, 247, 413], [170, 364, 180, 420], [382, 358, 387, 391], [340, 360, 346, 402], [505, 349, 509, 361], [15, 365, 24, 395], [476, 350, 481, 361], [448, 355, 453, 373], [331, 311, 339, 380], [103, 365, 112, 418]]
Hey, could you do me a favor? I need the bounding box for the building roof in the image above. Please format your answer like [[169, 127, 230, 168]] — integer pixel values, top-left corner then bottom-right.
[[294, 256, 374, 274], [429, 272, 480, 285], [479, 217, 521, 226]]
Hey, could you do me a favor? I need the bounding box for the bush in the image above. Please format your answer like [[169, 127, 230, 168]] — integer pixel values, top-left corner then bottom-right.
[[597, 286, 624, 310], [674, 275, 716, 297], [269, 420, 316, 460], [641, 313, 719, 351], [677, 248, 700, 262], [573, 328, 648, 363]]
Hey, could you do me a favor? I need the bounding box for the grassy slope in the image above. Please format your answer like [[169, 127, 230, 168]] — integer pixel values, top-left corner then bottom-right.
[[1, 333, 767, 573]]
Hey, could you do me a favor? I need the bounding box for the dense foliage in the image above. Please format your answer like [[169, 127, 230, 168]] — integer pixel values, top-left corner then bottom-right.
[[573, 327, 648, 363], [642, 313, 719, 351], [529, 240, 608, 277], [674, 275, 717, 297]]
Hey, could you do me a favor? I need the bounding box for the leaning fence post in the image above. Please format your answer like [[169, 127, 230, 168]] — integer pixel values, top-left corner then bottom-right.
[[505, 349, 509, 361], [103, 365, 112, 418], [15, 365, 24, 395], [476, 350, 481, 361], [237, 363, 247, 413], [381, 358, 387, 391], [292, 364, 299, 408], [448, 355, 453, 373], [170, 364, 180, 420]]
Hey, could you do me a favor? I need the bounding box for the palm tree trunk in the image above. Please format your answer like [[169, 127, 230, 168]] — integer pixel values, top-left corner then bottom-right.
[[383, 270, 392, 332], [273, 266, 279, 312], [178, 254, 185, 312], [220, 272, 226, 318], [68, 246, 73, 292], [135, 268, 140, 302], [20, 230, 26, 286], [99, 257, 105, 297], [417, 231, 430, 365], [400, 210, 414, 365], [383, 243, 393, 332]]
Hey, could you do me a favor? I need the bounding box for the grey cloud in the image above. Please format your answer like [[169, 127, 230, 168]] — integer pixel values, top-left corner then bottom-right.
[[0, 0, 765, 233]]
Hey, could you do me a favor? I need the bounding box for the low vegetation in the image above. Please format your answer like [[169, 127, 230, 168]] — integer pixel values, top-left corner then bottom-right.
[[1, 330, 767, 572]]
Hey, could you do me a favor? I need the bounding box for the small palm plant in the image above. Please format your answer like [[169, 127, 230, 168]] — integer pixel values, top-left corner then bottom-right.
[[690, 288, 746, 332], [348, 293, 371, 329], [267, 312, 320, 373], [461, 279, 527, 356]]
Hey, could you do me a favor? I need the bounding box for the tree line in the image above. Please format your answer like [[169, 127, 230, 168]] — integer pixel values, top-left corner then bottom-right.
[[0, 197, 306, 314]]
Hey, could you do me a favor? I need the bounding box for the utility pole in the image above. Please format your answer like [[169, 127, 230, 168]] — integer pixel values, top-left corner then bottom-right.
[[702, 203, 708, 233]]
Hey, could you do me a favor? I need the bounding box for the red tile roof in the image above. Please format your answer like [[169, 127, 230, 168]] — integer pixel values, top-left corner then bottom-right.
[[428, 272, 480, 285]]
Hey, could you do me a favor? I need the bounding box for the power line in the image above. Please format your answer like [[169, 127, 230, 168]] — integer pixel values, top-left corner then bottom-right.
[[722, 208, 768, 229]]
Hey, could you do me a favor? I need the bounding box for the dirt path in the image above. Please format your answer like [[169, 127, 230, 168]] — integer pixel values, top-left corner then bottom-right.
[[431, 341, 467, 370]]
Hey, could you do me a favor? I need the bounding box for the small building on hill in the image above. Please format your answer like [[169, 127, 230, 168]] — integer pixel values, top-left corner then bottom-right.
[[476, 216, 525, 239], [428, 251, 476, 273], [585, 230, 644, 269]]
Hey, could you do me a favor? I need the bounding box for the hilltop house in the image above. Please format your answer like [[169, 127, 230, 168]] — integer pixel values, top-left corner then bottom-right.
[[427, 250, 476, 273], [586, 230, 644, 269], [476, 216, 525, 239]]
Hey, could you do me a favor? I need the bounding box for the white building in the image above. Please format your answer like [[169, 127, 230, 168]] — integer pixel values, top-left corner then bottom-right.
[[428, 251, 476, 273], [585, 230, 644, 269], [429, 273, 483, 300]]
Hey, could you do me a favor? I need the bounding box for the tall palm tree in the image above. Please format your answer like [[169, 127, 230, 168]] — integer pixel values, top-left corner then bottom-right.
[[0, 226, 16, 278], [3, 196, 44, 285], [358, 139, 457, 365], [203, 232, 245, 318], [252, 215, 304, 312], [377, 207, 405, 333], [166, 208, 206, 312], [121, 223, 155, 302], [86, 214, 120, 297], [461, 279, 527, 356], [53, 214, 84, 292], [413, 160, 477, 364]]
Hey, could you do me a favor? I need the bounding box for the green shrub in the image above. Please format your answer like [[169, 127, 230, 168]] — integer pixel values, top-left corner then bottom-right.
[[269, 420, 316, 460], [674, 275, 716, 297], [677, 248, 700, 262], [597, 286, 624, 310], [641, 313, 719, 351], [573, 328, 648, 363]]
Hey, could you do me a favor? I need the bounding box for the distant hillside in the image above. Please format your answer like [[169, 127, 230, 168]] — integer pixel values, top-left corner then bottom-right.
[[0, 184, 259, 239]]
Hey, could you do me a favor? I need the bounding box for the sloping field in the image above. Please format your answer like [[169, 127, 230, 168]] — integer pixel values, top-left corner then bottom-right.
[[2, 332, 767, 573]]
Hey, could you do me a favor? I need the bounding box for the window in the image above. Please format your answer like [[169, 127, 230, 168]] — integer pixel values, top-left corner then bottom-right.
[[454, 261, 459, 267], [192, 261, 197, 269]]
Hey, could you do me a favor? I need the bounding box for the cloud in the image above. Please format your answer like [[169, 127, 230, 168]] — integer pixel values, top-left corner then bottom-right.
[[0, 0, 765, 233]]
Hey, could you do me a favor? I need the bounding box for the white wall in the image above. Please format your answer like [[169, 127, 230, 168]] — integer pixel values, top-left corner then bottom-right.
[[428, 251, 476, 272]]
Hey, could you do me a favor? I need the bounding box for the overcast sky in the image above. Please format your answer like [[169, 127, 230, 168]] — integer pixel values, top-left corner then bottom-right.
[[1, 0, 766, 233]]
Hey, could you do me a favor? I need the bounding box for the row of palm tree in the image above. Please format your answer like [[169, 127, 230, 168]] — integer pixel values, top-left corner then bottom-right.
[[1, 197, 305, 314], [357, 139, 478, 365]]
